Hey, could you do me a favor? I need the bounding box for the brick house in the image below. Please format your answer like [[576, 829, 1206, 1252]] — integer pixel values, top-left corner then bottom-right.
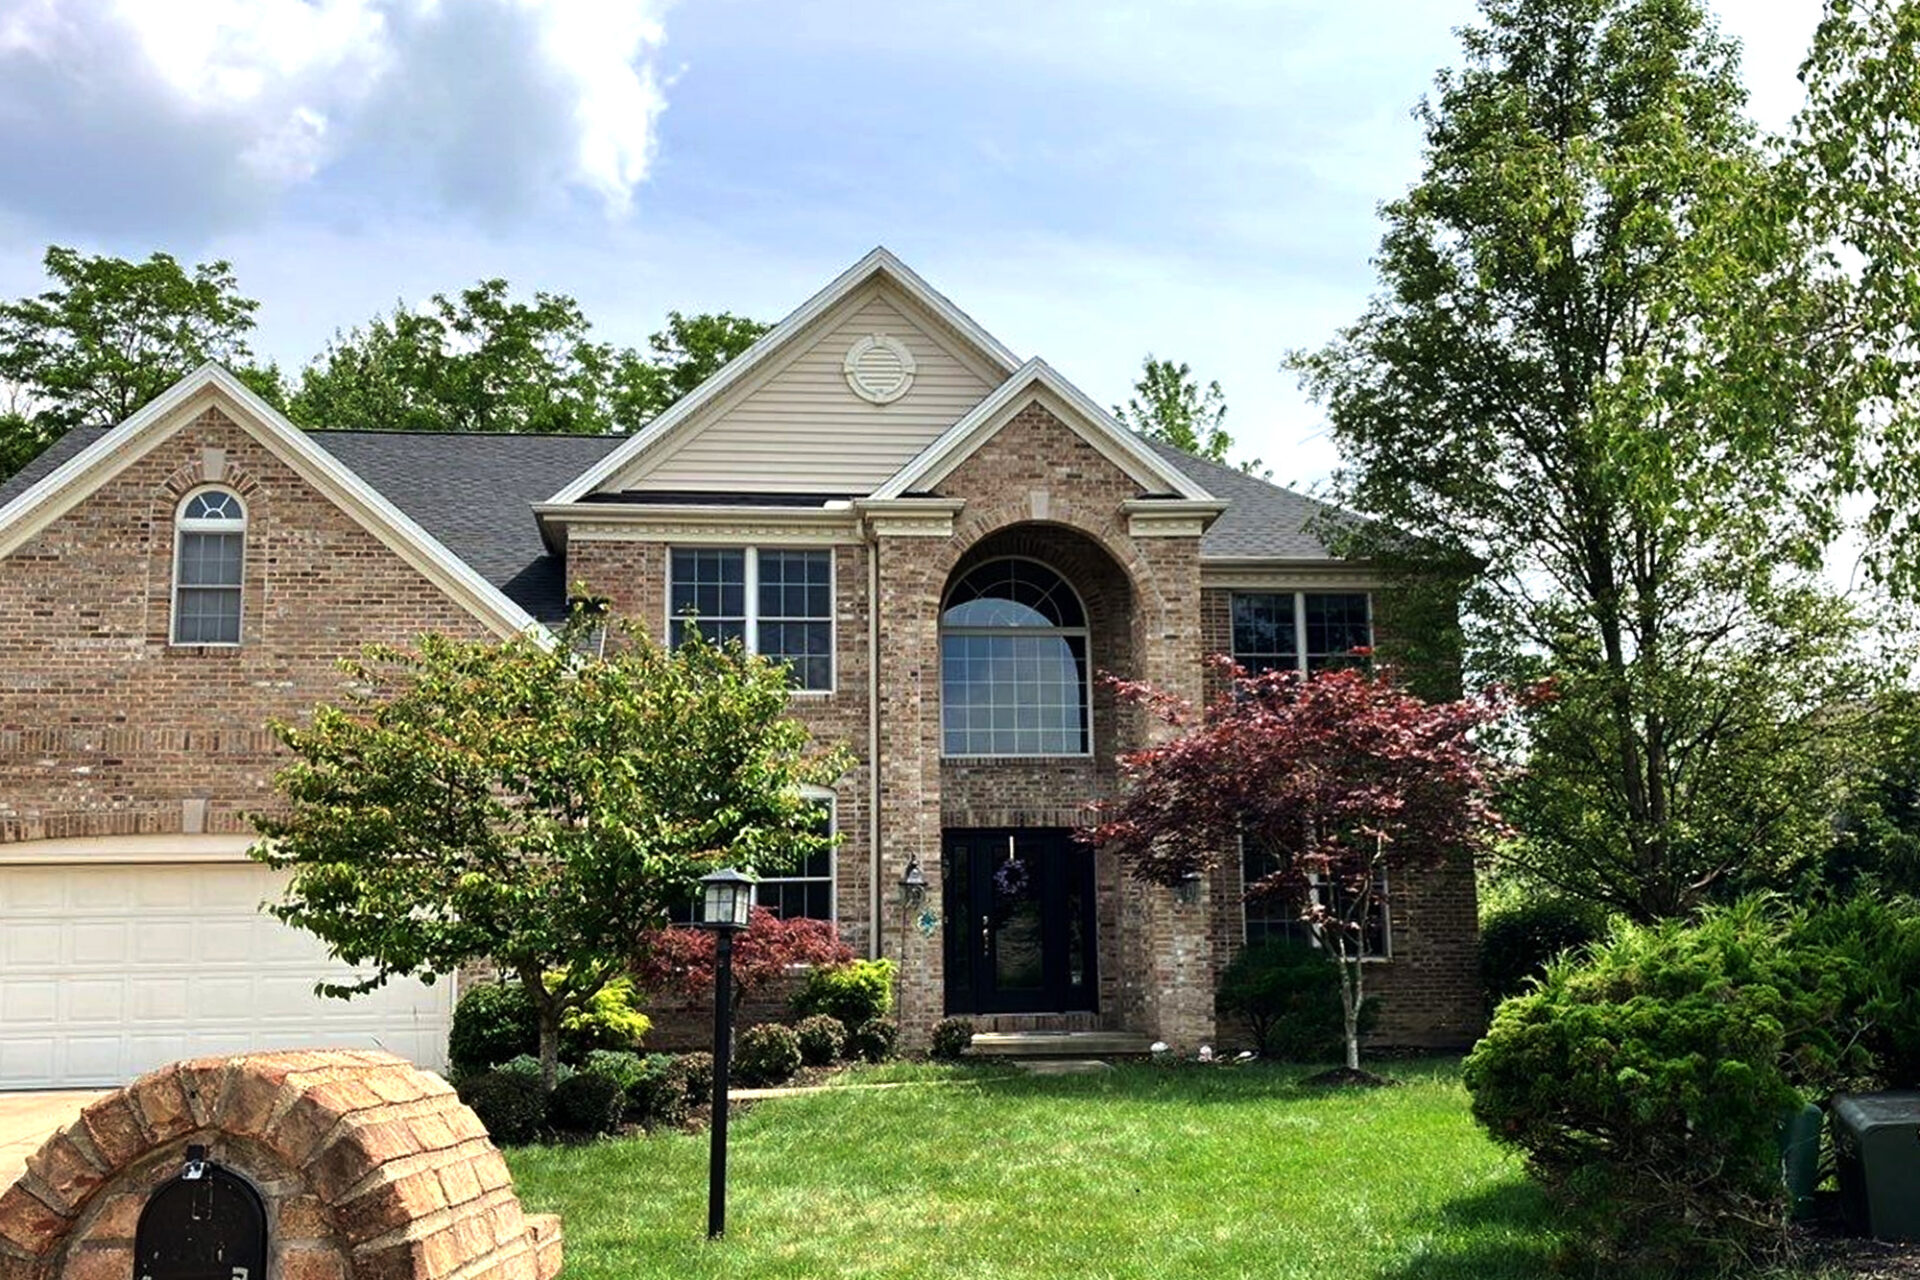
[[0, 249, 1480, 1087]]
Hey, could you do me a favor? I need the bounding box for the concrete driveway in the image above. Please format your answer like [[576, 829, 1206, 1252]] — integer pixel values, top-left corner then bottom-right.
[[0, 1091, 105, 1187]]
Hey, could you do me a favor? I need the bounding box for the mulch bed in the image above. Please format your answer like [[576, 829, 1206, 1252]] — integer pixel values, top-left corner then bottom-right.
[[1300, 1066, 1398, 1088]]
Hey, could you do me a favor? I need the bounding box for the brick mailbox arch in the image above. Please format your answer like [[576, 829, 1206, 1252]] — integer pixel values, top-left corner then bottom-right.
[[0, 1050, 561, 1280]]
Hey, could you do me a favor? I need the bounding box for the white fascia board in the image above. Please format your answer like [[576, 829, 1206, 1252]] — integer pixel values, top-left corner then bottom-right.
[[546, 247, 1023, 505], [870, 359, 1216, 502], [0, 363, 551, 645]]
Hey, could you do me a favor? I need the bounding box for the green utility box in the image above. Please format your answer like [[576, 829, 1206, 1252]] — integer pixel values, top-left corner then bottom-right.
[[1833, 1092, 1920, 1241]]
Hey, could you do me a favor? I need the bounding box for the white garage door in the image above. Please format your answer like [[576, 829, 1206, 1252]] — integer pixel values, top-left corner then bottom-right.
[[0, 861, 452, 1088]]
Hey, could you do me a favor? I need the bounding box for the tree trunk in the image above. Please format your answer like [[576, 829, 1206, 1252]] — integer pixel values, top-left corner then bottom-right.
[[519, 964, 563, 1094], [1342, 949, 1363, 1072]]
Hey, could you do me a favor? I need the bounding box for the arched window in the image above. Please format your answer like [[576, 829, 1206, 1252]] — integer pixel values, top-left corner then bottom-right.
[[941, 558, 1090, 757], [172, 488, 246, 645]]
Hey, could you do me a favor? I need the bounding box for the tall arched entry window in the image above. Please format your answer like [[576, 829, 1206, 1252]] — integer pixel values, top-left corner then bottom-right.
[[940, 557, 1090, 757]]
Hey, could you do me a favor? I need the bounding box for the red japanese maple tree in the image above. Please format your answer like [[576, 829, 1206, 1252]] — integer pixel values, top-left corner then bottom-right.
[[1088, 658, 1506, 1070], [635, 906, 852, 1020]]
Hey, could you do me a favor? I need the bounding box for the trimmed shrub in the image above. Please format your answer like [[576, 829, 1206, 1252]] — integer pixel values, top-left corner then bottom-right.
[[930, 1016, 974, 1061], [847, 1017, 899, 1064], [794, 1014, 847, 1066], [498, 1054, 574, 1090], [679, 1052, 715, 1106], [450, 975, 651, 1073], [793, 959, 895, 1029], [1793, 895, 1920, 1088], [624, 1054, 690, 1129], [578, 1049, 646, 1093], [456, 1069, 546, 1146], [1214, 939, 1377, 1061], [560, 976, 652, 1060], [449, 982, 538, 1075], [1464, 899, 1859, 1271], [547, 1071, 624, 1134], [1477, 895, 1607, 1010], [735, 1022, 803, 1085]]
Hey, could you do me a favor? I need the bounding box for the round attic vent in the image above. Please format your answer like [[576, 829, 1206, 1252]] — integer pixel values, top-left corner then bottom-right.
[[844, 333, 916, 404]]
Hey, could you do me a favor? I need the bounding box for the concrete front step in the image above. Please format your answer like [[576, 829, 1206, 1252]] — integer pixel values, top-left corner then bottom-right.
[[965, 1031, 1157, 1059]]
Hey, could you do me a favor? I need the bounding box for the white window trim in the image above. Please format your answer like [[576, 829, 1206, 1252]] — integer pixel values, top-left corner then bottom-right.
[[1229, 590, 1375, 675], [939, 555, 1095, 761], [665, 545, 836, 694], [170, 485, 247, 648]]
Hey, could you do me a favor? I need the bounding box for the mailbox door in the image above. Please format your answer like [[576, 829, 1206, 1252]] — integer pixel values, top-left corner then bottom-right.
[[134, 1165, 268, 1280]]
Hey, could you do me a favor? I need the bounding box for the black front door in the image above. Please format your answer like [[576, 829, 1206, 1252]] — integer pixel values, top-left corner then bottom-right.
[[943, 828, 1097, 1014]]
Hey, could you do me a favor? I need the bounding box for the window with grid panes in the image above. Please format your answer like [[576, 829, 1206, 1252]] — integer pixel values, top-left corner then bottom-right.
[[940, 558, 1090, 756], [667, 547, 832, 690], [1229, 592, 1372, 674], [1241, 838, 1390, 957], [171, 488, 246, 645], [668, 797, 835, 923]]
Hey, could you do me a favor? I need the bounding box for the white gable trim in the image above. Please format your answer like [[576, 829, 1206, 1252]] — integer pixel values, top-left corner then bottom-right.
[[0, 364, 548, 643], [870, 359, 1217, 502], [547, 247, 1022, 504]]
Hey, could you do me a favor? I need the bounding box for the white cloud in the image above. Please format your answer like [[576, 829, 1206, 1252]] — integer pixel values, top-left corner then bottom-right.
[[0, 0, 672, 232]]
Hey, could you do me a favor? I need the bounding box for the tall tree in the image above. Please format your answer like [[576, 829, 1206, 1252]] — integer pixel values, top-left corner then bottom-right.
[[251, 616, 852, 1088], [1288, 0, 1882, 921], [1089, 661, 1504, 1072], [288, 280, 618, 435], [1113, 356, 1250, 469], [612, 310, 770, 425], [0, 247, 265, 478]]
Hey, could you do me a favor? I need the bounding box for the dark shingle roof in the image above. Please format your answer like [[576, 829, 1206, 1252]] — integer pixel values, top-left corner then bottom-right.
[[1145, 438, 1357, 560], [0, 425, 623, 623], [0, 422, 1358, 628]]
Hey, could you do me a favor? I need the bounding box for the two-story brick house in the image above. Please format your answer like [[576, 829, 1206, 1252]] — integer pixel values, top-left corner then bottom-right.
[[0, 249, 1481, 1088]]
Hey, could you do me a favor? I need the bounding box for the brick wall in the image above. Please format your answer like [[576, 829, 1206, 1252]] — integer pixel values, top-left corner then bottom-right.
[[0, 406, 492, 846]]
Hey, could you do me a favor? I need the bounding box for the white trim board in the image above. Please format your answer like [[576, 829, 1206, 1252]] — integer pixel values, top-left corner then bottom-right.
[[549, 248, 1023, 504], [872, 359, 1219, 503], [0, 363, 549, 643]]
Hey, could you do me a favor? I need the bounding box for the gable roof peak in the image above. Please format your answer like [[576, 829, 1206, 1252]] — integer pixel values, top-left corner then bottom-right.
[[546, 247, 1023, 504]]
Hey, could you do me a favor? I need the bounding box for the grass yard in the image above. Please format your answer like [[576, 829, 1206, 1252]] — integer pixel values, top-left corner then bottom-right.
[[505, 1056, 1568, 1280]]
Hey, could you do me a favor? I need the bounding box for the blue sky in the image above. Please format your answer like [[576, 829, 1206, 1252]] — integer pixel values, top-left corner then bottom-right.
[[0, 0, 1822, 492]]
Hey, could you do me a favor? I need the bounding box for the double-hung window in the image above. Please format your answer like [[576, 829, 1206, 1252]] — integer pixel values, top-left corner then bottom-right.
[[668, 547, 833, 691], [171, 488, 246, 645], [1229, 591, 1372, 674], [1242, 839, 1390, 957], [668, 794, 836, 923]]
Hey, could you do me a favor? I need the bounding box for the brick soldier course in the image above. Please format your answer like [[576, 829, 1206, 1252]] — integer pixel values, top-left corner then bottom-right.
[[0, 248, 1482, 1089], [0, 1050, 561, 1280]]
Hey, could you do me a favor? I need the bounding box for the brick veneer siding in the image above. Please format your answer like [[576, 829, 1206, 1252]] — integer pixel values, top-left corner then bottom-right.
[[0, 406, 494, 846], [1198, 587, 1483, 1048], [0, 1050, 560, 1280]]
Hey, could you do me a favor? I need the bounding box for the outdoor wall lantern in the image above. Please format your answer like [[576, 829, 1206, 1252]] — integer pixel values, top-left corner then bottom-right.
[[1175, 870, 1203, 906], [899, 856, 928, 909], [696, 866, 755, 1239]]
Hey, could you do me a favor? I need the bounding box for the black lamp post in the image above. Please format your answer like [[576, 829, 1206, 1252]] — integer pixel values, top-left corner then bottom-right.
[[696, 866, 754, 1240]]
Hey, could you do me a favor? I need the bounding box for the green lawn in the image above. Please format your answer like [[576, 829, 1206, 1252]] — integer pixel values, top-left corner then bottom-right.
[[504, 1057, 1571, 1280]]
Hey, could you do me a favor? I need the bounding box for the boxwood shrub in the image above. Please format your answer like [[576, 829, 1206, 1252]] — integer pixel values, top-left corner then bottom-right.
[[1477, 895, 1607, 1010], [794, 1014, 847, 1066], [735, 1022, 803, 1085], [547, 1071, 624, 1134], [456, 1069, 546, 1146], [847, 1017, 899, 1064], [1214, 939, 1377, 1060]]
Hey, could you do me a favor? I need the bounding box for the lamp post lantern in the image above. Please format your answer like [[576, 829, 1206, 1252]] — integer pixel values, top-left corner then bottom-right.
[[695, 866, 754, 1240]]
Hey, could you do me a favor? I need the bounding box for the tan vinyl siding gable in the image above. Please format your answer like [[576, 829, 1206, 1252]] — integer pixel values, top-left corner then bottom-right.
[[622, 284, 998, 494]]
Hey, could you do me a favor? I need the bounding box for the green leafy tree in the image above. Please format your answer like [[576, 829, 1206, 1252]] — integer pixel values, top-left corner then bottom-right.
[[612, 310, 770, 425], [1112, 356, 1257, 470], [0, 247, 267, 476], [1288, 0, 1884, 921], [288, 280, 619, 435], [251, 615, 851, 1089]]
